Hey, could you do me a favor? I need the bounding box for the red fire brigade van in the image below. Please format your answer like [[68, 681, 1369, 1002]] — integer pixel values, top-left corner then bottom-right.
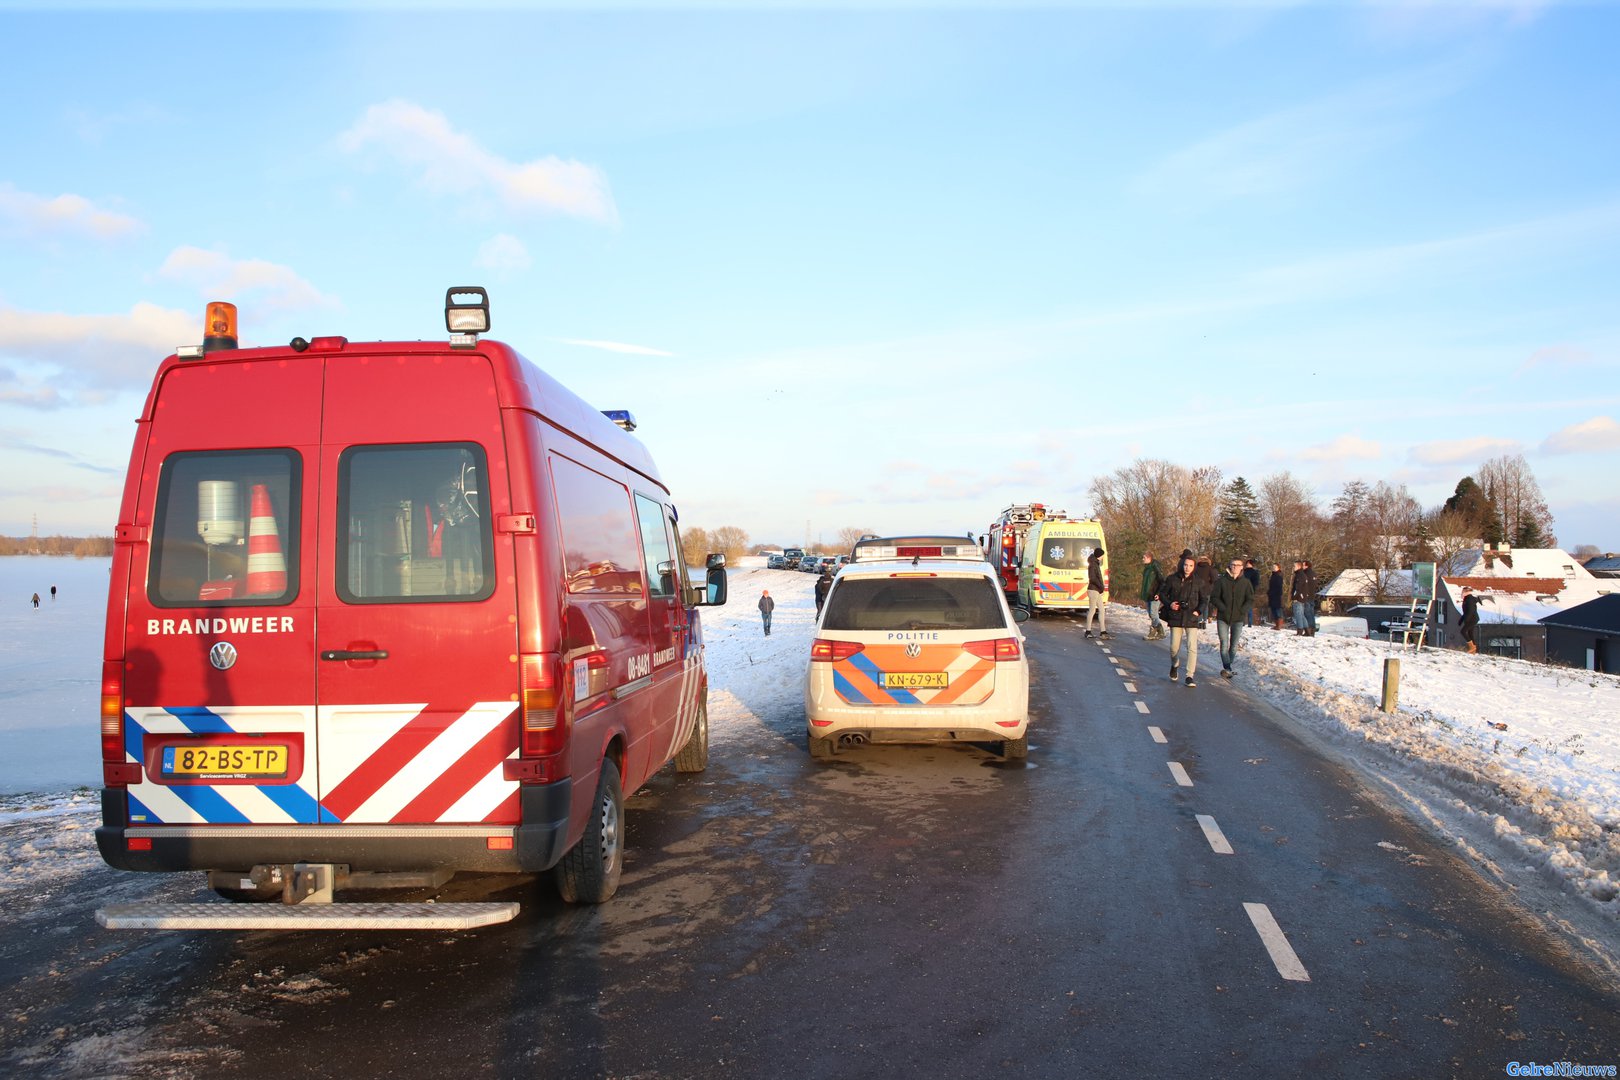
[[96, 289, 727, 930]]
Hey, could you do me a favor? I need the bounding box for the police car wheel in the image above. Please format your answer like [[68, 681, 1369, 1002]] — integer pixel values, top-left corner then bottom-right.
[[674, 695, 709, 773], [555, 763, 624, 904], [807, 734, 835, 760], [1002, 735, 1029, 759]]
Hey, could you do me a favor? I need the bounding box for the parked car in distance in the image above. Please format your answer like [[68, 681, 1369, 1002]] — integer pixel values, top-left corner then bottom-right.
[[783, 547, 806, 570], [767, 554, 786, 570]]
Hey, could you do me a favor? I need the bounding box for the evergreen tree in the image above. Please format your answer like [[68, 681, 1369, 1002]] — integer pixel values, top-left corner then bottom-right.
[[1215, 476, 1260, 564]]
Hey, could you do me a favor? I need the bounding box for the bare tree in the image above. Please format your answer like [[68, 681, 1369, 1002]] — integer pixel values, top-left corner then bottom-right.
[[1255, 471, 1325, 572], [678, 526, 712, 568], [1476, 453, 1557, 547], [836, 526, 874, 553], [709, 526, 750, 564]]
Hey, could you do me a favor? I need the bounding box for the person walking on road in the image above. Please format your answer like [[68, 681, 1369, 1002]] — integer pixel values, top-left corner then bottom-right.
[[31, 592, 41, 609], [1140, 551, 1165, 640], [814, 569, 833, 617], [1267, 563, 1285, 629], [1211, 558, 1256, 679], [1160, 553, 1208, 687], [1459, 586, 1481, 654], [1083, 547, 1109, 640], [758, 589, 775, 637]]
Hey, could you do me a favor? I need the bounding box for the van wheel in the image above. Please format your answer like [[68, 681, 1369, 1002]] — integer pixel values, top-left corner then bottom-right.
[[674, 696, 709, 773], [808, 734, 834, 760], [1002, 735, 1029, 759], [555, 764, 624, 904]]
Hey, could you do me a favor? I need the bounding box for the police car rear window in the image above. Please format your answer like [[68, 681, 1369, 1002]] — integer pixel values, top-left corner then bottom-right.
[[821, 576, 1006, 632]]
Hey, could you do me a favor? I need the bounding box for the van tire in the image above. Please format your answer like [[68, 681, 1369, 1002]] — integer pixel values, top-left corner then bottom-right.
[[1002, 735, 1029, 759], [555, 764, 624, 904], [674, 695, 709, 773], [807, 734, 834, 760]]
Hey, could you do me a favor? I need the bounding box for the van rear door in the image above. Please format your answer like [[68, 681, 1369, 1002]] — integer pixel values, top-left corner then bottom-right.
[[312, 352, 521, 826]]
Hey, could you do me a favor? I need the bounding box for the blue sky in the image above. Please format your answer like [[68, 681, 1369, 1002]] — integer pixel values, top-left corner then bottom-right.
[[2, 1, 1618, 551]]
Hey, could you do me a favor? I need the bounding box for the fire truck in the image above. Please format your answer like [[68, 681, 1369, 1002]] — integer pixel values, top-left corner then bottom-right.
[[985, 503, 1062, 598], [95, 288, 727, 930]]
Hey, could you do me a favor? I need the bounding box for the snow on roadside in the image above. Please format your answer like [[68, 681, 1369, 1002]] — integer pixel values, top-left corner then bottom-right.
[[1108, 602, 1620, 920]]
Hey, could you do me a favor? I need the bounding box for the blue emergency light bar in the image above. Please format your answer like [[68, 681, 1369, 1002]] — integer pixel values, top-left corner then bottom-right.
[[602, 410, 637, 431]]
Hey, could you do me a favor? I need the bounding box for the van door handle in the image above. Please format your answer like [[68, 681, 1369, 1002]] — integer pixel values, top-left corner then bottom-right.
[[321, 649, 389, 661]]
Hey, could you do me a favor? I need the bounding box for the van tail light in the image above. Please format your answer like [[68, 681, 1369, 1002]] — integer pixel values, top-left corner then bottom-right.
[[810, 639, 864, 662], [1104, 569, 1111, 591], [964, 638, 1022, 662], [101, 660, 124, 763], [519, 652, 569, 758]]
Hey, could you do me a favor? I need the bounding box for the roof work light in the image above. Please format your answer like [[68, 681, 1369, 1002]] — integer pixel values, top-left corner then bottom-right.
[[445, 286, 490, 347]]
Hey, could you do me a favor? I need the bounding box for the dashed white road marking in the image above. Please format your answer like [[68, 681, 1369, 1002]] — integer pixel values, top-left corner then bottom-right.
[[1196, 814, 1234, 855], [1167, 761, 1193, 787], [1148, 726, 1167, 744], [1108, 656, 1120, 665], [1123, 681, 1137, 693], [1114, 667, 1128, 677], [1243, 903, 1311, 982], [1101, 648, 1112, 655], [1135, 700, 1150, 714]]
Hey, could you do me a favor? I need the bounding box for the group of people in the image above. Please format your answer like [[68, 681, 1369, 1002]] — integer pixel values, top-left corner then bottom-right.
[[1137, 550, 1323, 687]]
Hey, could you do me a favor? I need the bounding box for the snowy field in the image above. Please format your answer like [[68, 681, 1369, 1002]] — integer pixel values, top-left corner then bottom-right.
[[2, 554, 1616, 969]]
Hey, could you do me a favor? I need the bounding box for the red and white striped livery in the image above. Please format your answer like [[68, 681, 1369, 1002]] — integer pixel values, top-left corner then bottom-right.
[[97, 290, 727, 920]]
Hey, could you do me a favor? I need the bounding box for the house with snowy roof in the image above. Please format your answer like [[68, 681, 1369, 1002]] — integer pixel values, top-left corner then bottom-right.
[[1433, 545, 1616, 661], [1582, 553, 1620, 579], [1320, 568, 1414, 614], [1540, 594, 1620, 673]]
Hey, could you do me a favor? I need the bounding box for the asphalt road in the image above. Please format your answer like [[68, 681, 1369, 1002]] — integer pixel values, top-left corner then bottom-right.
[[5, 618, 1619, 1078]]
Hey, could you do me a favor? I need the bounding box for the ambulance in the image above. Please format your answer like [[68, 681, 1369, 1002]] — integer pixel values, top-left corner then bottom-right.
[[804, 536, 1030, 759], [1017, 517, 1109, 615], [95, 289, 727, 930]]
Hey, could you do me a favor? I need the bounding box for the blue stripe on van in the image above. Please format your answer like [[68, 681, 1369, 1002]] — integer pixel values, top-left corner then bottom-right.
[[258, 781, 321, 824], [124, 713, 145, 764], [166, 783, 251, 825], [165, 706, 235, 734], [126, 792, 157, 824]]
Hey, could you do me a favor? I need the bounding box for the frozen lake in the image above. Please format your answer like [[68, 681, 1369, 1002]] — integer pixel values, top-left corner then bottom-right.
[[0, 556, 109, 794]]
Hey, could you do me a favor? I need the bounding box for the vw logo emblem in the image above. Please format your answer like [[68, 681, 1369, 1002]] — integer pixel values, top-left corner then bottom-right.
[[209, 642, 238, 671], [904, 642, 922, 659]]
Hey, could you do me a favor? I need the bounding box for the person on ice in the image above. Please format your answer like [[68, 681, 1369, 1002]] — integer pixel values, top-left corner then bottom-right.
[[758, 589, 775, 637]]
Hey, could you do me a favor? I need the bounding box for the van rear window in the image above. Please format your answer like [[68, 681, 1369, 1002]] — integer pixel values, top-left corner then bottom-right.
[[1036, 538, 1095, 570], [149, 450, 300, 606], [821, 576, 1006, 632], [337, 444, 493, 603]]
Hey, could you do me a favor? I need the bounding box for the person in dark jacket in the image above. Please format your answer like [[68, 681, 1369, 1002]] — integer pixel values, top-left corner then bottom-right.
[[1211, 558, 1256, 678], [1267, 563, 1285, 629], [1193, 555, 1216, 628], [1302, 560, 1318, 634], [1160, 553, 1207, 687], [1458, 586, 1481, 654], [1140, 552, 1165, 640], [814, 569, 833, 616], [1241, 559, 1260, 626], [1084, 548, 1109, 640], [1290, 560, 1317, 636], [758, 589, 775, 636]]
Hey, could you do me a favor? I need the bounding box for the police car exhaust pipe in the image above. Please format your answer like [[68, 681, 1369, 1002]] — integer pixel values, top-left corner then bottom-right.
[[838, 733, 867, 747]]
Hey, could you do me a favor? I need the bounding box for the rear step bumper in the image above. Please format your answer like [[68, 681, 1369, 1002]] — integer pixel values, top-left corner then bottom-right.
[[95, 782, 572, 875], [96, 901, 519, 931]]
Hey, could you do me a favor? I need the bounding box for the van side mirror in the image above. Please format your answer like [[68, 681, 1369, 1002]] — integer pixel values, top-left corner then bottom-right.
[[706, 553, 726, 570], [699, 565, 728, 606]]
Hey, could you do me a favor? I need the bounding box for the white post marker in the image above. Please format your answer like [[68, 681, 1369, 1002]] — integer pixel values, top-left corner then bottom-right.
[[1243, 902, 1311, 982], [1167, 761, 1193, 787], [1148, 726, 1167, 744], [1195, 814, 1234, 854]]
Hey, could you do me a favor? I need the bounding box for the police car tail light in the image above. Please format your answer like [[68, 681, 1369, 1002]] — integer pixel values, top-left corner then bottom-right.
[[965, 638, 1021, 662], [810, 639, 864, 662], [520, 652, 567, 756]]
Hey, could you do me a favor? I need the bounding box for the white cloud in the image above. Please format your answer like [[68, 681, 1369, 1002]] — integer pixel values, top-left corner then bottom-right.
[[157, 247, 338, 312], [1292, 434, 1383, 463], [0, 302, 195, 397], [474, 233, 532, 272], [1518, 344, 1598, 375], [339, 100, 617, 224], [1541, 416, 1620, 456], [1408, 436, 1522, 466], [558, 339, 675, 357], [0, 184, 142, 239]]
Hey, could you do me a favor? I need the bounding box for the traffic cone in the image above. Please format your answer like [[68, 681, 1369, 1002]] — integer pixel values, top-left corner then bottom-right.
[[246, 483, 287, 596]]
